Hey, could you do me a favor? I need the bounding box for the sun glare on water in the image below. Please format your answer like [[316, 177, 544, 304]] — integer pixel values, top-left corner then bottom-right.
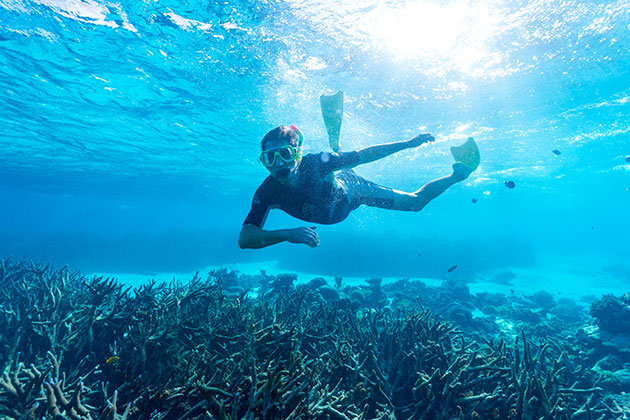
[[288, 0, 505, 77], [363, 1, 500, 72], [373, 2, 470, 54]]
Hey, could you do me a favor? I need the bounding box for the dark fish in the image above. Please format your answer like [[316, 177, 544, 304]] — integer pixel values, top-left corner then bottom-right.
[[552, 149, 561, 155], [505, 180, 516, 189], [447, 265, 458, 272], [472, 198, 478, 204], [418, 253, 422, 257], [625, 156, 630, 162]]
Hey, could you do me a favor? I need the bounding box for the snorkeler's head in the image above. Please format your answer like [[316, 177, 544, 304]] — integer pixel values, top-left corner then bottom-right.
[[261, 125, 301, 150], [259, 125, 304, 179]]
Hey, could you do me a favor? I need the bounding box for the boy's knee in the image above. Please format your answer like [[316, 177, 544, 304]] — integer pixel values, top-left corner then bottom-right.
[[410, 194, 429, 212], [392, 193, 427, 212], [410, 203, 426, 212]]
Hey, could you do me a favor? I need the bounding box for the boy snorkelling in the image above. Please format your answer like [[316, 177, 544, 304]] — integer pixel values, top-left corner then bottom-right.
[[239, 91, 480, 249]]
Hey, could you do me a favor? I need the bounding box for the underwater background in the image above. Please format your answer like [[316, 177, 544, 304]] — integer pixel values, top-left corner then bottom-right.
[[2, 1, 630, 419], [1, 0, 630, 294]]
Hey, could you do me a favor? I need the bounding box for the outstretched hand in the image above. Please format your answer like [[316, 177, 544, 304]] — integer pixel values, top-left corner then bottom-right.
[[407, 133, 435, 148], [286, 226, 320, 247]]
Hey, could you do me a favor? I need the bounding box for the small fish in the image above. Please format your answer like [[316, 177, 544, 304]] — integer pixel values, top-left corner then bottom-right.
[[505, 180, 516, 189], [472, 198, 478, 204], [105, 356, 120, 364], [447, 265, 458, 273], [625, 156, 630, 162], [418, 253, 422, 257], [552, 149, 561, 155]]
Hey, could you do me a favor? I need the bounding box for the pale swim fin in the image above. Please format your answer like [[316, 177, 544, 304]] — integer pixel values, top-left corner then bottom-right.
[[320, 91, 343, 152], [450, 137, 480, 171]]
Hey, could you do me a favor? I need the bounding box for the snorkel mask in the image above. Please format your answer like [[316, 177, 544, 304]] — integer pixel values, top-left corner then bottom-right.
[[259, 125, 304, 168]]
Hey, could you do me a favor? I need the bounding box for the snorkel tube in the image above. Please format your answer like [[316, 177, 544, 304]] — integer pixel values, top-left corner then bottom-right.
[[289, 125, 304, 162]]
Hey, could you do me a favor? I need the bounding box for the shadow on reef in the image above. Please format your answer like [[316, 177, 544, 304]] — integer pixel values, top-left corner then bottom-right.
[[0, 259, 628, 419]]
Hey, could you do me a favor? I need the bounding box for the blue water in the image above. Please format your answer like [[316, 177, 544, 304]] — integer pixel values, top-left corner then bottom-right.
[[1, 0, 629, 292]]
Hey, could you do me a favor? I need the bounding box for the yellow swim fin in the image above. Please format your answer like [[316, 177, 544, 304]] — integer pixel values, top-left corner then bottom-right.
[[450, 137, 480, 171], [320, 91, 344, 152]]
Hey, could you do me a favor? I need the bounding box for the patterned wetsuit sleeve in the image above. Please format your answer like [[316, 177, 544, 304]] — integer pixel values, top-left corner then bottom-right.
[[243, 183, 271, 227], [317, 151, 360, 176]]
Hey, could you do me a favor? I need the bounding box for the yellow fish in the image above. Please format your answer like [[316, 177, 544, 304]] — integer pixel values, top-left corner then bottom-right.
[[105, 356, 120, 364]]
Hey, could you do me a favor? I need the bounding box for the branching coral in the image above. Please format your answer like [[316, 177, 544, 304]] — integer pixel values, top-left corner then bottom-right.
[[0, 259, 623, 419]]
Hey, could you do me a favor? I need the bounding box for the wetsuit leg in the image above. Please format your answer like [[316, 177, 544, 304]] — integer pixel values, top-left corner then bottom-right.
[[337, 170, 402, 210], [337, 168, 465, 213]]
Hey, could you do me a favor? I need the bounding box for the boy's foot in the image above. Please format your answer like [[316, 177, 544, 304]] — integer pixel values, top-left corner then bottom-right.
[[320, 91, 344, 152], [450, 137, 480, 172], [452, 162, 473, 182]]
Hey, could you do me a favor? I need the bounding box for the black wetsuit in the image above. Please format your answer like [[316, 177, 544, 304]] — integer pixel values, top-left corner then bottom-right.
[[243, 151, 363, 226]]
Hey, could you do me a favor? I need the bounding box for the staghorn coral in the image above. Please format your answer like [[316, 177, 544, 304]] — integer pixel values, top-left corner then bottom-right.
[[0, 349, 127, 420], [0, 259, 625, 419]]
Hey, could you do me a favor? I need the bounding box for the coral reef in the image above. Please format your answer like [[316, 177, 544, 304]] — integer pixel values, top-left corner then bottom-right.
[[0, 259, 626, 419], [590, 294, 630, 335]]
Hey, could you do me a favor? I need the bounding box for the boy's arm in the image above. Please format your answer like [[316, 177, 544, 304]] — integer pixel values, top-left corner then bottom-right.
[[240, 181, 320, 249], [239, 224, 319, 249], [355, 133, 434, 166]]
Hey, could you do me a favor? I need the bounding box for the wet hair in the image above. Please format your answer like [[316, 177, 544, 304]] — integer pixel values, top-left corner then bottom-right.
[[261, 126, 298, 150]]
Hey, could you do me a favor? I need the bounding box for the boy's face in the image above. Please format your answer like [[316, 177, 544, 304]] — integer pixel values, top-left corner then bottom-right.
[[261, 138, 300, 179]]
